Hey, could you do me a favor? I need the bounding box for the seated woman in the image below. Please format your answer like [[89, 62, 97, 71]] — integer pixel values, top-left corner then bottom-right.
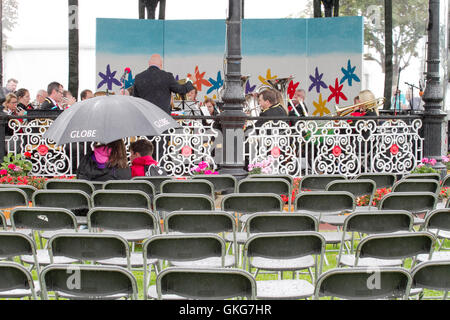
[[76, 139, 131, 181]]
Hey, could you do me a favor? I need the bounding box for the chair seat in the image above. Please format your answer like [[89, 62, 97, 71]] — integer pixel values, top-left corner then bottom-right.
[[170, 255, 236, 268], [40, 229, 90, 239], [4, 228, 33, 236], [339, 255, 403, 267], [99, 229, 154, 242], [147, 285, 187, 300], [250, 255, 315, 271], [256, 279, 314, 300], [0, 280, 40, 298], [294, 210, 345, 216], [320, 215, 348, 226], [416, 251, 450, 263], [428, 229, 450, 239], [21, 249, 79, 265], [353, 206, 379, 212], [95, 252, 157, 268], [319, 231, 352, 244], [54, 291, 131, 300], [224, 232, 247, 244]]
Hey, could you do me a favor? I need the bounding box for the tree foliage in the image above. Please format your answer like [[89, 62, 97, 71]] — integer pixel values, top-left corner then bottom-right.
[[339, 0, 428, 77], [2, 0, 18, 49]]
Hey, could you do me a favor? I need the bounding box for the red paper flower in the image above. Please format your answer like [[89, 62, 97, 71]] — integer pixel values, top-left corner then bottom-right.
[[332, 146, 342, 157], [390, 144, 399, 155], [124, 67, 131, 73], [327, 78, 348, 104], [181, 146, 192, 157], [37, 145, 49, 156], [271, 147, 281, 158], [24, 152, 32, 158], [287, 80, 300, 99]]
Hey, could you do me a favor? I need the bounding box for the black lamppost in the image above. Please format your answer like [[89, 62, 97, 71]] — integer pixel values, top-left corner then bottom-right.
[[217, 0, 247, 179], [422, 0, 447, 177]]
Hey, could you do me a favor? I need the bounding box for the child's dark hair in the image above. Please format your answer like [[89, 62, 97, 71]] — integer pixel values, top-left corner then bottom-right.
[[130, 139, 154, 156]]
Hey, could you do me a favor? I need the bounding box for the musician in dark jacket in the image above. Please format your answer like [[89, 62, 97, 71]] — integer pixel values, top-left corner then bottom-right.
[[133, 54, 195, 115], [254, 89, 287, 128]]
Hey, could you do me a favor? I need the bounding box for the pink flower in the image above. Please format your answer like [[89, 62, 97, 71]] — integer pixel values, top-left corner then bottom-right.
[[204, 170, 212, 175], [0, 169, 7, 175], [213, 171, 219, 175], [417, 164, 424, 168], [198, 161, 208, 170], [8, 164, 16, 170], [443, 156, 449, 163], [430, 158, 437, 166], [421, 158, 429, 164], [195, 167, 202, 173]]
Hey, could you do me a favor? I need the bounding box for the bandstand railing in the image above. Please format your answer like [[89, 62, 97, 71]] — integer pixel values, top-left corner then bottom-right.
[[1, 114, 423, 177]]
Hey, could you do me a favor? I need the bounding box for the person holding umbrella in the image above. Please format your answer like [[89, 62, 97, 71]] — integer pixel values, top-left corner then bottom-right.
[[76, 139, 131, 181]]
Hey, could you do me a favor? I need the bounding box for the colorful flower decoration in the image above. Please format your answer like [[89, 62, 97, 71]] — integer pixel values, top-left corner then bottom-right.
[[390, 144, 399, 156], [271, 147, 281, 158], [24, 152, 32, 158], [258, 68, 277, 86], [124, 70, 135, 89], [327, 78, 348, 104], [187, 66, 212, 91], [181, 146, 192, 157], [207, 71, 224, 94], [97, 64, 122, 91], [287, 80, 300, 99], [309, 67, 328, 93], [340, 59, 360, 87], [245, 80, 256, 95], [332, 146, 342, 157], [312, 93, 330, 116], [37, 145, 49, 156]]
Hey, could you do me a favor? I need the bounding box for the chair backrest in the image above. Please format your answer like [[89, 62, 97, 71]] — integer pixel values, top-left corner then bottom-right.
[[355, 232, 435, 264], [0, 261, 37, 299], [294, 191, 355, 215], [379, 192, 438, 215], [88, 207, 158, 233], [160, 179, 214, 198], [244, 231, 326, 277], [153, 194, 215, 214], [442, 174, 450, 188], [10, 207, 78, 231], [165, 211, 235, 234], [221, 193, 283, 214], [48, 233, 130, 264], [411, 261, 450, 295], [32, 190, 91, 216], [40, 264, 138, 300], [403, 173, 441, 182], [237, 178, 291, 200], [0, 184, 37, 202], [247, 174, 294, 187], [0, 188, 28, 209], [299, 174, 346, 191], [44, 179, 95, 196], [0, 231, 36, 259], [91, 190, 151, 209], [423, 208, 450, 232], [143, 234, 226, 264], [326, 179, 376, 200], [156, 267, 256, 300], [103, 180, 155, 200], [132, 176, 173, 193], [314, 267, 411, 300], [246, 212, 318, 234], [91, 181, 105, 190], [343, 210, 414, 234], [392, 179, 440, 194], [355, 173, 397, 189], [192, 174, 237, 194]]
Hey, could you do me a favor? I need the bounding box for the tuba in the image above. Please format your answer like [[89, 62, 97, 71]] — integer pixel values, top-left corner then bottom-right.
[[332, 97, 385, 116]]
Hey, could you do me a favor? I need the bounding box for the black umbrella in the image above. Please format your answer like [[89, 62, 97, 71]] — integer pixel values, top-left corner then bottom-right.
[[43, 95, 180, 145]]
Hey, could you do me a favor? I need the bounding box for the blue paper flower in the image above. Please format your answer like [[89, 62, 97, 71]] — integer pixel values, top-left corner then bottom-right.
[[340, 59, 360, 87], [207, 71, 224, 94]]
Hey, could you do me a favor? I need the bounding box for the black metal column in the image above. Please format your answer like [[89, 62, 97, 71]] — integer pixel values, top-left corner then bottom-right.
[[422, 0, 447, 178], [217, 0, 247, 179]]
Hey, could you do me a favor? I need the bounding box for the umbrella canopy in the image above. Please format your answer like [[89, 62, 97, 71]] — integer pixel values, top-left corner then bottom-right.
[[43, 95, 181, 145]]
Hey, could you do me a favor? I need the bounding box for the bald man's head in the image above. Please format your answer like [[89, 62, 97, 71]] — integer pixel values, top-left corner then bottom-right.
[[149, 54, 163, 69]]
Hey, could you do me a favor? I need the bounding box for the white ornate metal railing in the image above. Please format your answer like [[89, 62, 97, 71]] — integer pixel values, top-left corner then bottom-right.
[[244, 118, 423, 176], [5, 116, 422, 177]]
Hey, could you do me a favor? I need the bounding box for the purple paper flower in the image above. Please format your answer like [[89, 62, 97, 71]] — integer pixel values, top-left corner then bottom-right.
[[97, 64, 122, 91]]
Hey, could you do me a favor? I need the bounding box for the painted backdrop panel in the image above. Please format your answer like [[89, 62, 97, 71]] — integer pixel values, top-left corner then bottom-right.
[[96, 17, 363, 114]]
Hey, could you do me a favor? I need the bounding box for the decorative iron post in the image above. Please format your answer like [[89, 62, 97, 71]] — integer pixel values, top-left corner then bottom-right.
[[217, 0, 247, 179], [422, 0, 447, 177]]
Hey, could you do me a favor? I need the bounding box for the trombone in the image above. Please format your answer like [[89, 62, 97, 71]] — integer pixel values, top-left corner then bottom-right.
[[331, 97, 385, 116]]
